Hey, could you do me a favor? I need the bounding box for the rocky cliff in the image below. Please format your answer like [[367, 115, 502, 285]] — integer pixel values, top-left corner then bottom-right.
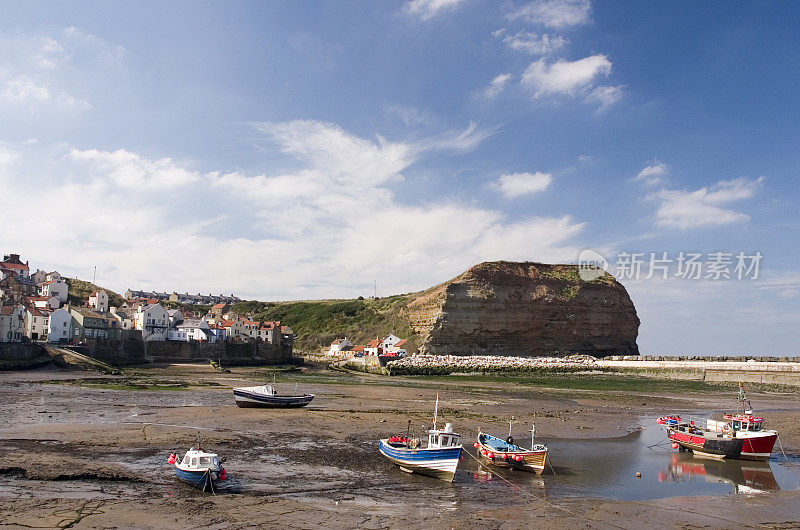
[[405, 261, 639, 357]]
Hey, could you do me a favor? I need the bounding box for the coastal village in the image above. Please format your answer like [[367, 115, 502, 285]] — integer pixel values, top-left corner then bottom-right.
[[0, 253, 294, 348]]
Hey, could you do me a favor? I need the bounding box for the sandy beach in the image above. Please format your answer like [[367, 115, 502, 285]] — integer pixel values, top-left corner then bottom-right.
[[1, 362, 799, 529]]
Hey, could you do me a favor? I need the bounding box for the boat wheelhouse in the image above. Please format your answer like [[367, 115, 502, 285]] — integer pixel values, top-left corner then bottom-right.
[[172, 447, 225, 492]]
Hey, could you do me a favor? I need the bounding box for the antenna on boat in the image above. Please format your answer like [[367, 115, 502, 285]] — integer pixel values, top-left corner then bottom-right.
[[509, 416, 515, 439], [407, 419, 412, 438], [531, 423, 536, 446], [433, 392, 439, 431], [738, 382, 753, 415]]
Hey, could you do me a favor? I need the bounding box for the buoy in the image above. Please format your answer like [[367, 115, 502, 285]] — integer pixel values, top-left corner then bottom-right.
[[636, 472, 641, 478], [672, 442, 679, 450], [474, 442, 479, 448], [487, 452, 494, 459], [515, 455, 522, 461], [220, 468, 227, 481], [167, 454, 176, 464]]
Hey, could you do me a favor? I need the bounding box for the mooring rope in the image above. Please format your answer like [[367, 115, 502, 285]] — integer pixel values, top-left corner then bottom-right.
[[776, 437, 790, 463], [462, 449, 627, 530]]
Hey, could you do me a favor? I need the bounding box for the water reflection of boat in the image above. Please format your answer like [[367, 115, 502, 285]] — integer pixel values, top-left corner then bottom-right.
[[658, 452, 780, 494], [657, 384, 778, 460]]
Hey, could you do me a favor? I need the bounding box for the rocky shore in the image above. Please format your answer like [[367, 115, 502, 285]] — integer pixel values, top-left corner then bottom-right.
[[386, 353, 600, 375]]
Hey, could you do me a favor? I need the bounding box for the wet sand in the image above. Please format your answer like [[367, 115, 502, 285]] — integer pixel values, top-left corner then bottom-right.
[[1, 362, 799, 529]]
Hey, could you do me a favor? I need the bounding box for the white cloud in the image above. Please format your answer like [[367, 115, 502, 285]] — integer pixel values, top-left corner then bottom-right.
[[384, 104, 433, 126], [521, 55, 611, 98], [69, 148, 200, 189], [498, 31, 568, 55], [492, 171, 553, 198], [508, 0, 592, 28], [633, 162, 667, 187], [0, 122, 585, 300], [482, 73, 512, 99], [0, 76, 50, 103], [587, 84, 623, 110], [403, 0, 467, 21], [650, 177, 765, 230]]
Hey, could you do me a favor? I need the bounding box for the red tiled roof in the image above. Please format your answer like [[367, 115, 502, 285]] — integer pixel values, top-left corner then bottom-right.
[[366, 339, 379, 348], [353, 345, 365, 352], [1, 306, 20, 315], [1, 262, 28, 270], [394, 339, 408, 348], [212, 303, 226, 309]]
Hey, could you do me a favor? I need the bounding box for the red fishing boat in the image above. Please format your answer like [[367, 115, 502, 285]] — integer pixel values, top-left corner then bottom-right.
[[657, 384, 778, 461]]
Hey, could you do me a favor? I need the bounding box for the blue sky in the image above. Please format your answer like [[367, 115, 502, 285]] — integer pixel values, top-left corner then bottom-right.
[[1, 0, 798, 354]]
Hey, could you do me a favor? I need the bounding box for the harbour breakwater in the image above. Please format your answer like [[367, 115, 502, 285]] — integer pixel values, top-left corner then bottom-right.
[[385, 354, 600, 375], [0, 343, 51, 370]]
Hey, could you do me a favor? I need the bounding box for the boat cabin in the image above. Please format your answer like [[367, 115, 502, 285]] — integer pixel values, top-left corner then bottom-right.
[[180, 448, 220, 470], [428, 423, 461, 448], [723, 414, 764, 432]]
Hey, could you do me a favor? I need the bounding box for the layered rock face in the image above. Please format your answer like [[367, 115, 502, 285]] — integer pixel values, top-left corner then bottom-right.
[[405, 261, 639, 357]]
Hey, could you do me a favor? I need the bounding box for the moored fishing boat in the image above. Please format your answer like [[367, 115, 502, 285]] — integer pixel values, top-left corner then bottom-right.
[[233, 384, 314, 408], [475, 422, 548, 474], [378, 394, 463, 481], [169, 447, 226, 492], [658, 384, 778, 461]]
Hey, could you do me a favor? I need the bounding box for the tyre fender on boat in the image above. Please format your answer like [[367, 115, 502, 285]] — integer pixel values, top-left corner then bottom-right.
[[506, 436, 514, 445]]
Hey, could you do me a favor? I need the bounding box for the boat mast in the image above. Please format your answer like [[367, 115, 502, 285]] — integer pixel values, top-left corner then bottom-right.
[[508, 416, 515, 439], [531, 423, 535, 447], [433, 392, 439, 431]]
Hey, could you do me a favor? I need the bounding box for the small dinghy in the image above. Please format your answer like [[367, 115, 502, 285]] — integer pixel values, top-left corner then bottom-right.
[[476, 421, 548, 474], [378, 393, 463, 482], [233, 384, 315, 408], [168, 447, 226, 492]]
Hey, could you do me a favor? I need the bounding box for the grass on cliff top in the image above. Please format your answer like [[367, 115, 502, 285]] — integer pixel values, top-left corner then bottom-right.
[[66, 278, 126, 307], [230, 294, 418, 351]]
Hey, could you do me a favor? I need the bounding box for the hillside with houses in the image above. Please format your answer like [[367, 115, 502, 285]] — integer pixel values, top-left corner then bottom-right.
[[0, 252, 293, 349]]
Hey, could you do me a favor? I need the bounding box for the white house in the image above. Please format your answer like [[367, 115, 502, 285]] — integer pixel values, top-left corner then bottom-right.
[[24, 306, 50, 341], [365, 335, 407, 356], [170, 319, 216, 342], [255, 321, 280, 344], [135, 303, 169, 341], [0, 304, 25, 342], [0, 254, 29, 279], [328, 337, 353, 355], [38, 278, 69, 303], [47, 307, 73, 343], [88, 290, 109, 313], [27, 296, 61, 310]]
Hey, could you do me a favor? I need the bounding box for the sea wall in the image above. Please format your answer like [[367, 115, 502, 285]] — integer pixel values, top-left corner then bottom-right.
[[143, 341, 295, 366], [0, 342, 51, 370], [67, 339, 147, 367]]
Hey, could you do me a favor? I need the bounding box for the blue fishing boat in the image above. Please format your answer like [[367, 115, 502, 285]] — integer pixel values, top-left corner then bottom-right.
[[379, 394, 463, 482], [170, 447, 226, 492]]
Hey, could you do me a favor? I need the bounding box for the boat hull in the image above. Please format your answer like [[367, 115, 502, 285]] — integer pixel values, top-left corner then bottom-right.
[[233, 389, 315, 408], [174, 466, 217, 491], [379, 440, 462, 482], [667, 430, 777, 461], [477, 433, 547, 474]]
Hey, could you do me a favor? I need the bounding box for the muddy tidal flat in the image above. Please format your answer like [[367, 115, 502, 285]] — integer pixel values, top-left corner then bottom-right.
[[1, 363, 800, 529]]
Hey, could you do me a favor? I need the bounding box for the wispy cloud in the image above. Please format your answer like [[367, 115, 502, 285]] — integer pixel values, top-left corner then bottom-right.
[[521, 54, 611, 98], [384, 104, 434, 126], [495, 30, 568, 55], [492, 171, 552, 198], [633, 162, 668, 187], [481, 73, 512, 98], [587, 84, 623, 110], [403, 0, 467, 21], [508, 0, 592, 28], [650, 177, 765, 230]]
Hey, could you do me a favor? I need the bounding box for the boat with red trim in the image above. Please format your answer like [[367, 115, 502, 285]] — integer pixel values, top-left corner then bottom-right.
[[475, 421, 548, 474], [657, 385, 778, 461]]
